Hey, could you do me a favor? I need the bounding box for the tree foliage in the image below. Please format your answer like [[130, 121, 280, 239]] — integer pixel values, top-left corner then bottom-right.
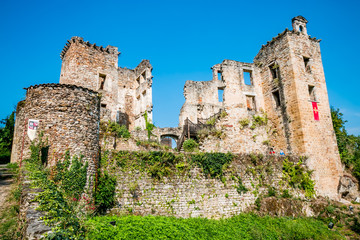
[[331, 107, 360, 180], [0, 112, 15, 163]]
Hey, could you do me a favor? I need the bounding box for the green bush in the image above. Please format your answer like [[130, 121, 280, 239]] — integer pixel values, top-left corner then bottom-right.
[[108, 121, 131, 138], [282, 158, 315, 198], [191, 152, 233, 179], [183, 139, 198, 152], [281, 189, 292, 198], [95, 171, 117, 214], [206, 117, 216, 126], [239, 118, 250, 129], [0, 112, 15, 164], [84, 214, 344, 240], [267, 186, 277, 197]]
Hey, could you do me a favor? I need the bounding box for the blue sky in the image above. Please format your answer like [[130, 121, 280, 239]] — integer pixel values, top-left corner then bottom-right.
[[1, 0, 359, 135]]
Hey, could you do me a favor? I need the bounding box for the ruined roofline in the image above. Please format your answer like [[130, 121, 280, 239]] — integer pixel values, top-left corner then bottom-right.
[[292, 15, 308, 24], [60, 36, 120, 60], [257, 28, 321, 52], [24, 83, 98, 95], [219, 59, 254, 66]]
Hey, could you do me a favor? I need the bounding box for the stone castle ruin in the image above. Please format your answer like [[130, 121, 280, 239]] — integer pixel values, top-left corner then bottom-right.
[[11, 16, 352, 203]]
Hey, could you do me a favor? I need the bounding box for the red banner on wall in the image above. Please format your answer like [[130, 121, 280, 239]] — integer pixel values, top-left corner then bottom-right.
[[312, 102, 319, 121]]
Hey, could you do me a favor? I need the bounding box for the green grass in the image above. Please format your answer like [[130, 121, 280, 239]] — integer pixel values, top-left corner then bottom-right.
[[85, 214, 344, 240]]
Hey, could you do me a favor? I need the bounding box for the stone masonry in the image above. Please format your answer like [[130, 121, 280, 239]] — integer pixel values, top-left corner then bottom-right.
[[179, 16, 343, 199], [11, 84, 100, 180], [60, 37, 153, 130]]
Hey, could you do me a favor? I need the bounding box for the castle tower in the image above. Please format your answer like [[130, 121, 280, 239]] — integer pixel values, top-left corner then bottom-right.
[[59, 37, 153, 130], [254, 16, 343, 199]]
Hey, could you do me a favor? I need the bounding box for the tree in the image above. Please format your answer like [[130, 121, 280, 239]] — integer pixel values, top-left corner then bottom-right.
[[0, 111, 15, 163], [331, 107, 360, 180]]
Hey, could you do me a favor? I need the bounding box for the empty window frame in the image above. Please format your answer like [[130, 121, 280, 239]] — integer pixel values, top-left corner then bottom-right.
[[101, 103, 107, 108], [246, 95, 256, 111], [142, 71, 147, 81], [99, 73, 106, 90], [218, 88, 224, 102], [243, 70, 253, 86], [303, 56, 311, 73], [217, 71, 222, 81], [308, 85, 316, 101], [136, 77, 140, 87], [272, 90, 281, 108], [269, 63, 279, 80]]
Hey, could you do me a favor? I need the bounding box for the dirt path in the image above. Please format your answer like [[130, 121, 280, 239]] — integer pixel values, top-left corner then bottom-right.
[[0, 164, 14, 209]]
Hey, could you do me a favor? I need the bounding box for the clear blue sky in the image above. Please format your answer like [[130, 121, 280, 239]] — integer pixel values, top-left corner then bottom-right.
[[1, 0, 359, 135]]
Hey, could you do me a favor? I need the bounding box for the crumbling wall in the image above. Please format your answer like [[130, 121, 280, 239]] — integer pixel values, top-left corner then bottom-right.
[[198, 113, 270, 154], [11, 84, 100, 176], [60, 37, 153, 130], [179, 60, 265, 128], [133, 60, 153, 129], [179, 80, 222, 125]]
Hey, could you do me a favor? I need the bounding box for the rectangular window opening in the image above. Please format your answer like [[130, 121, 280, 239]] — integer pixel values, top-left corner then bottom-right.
[[243, 70, 253, 86], [101, 103, 107, 108], [136, 77, 140, 87], [269, 63, 278, 80], [217, 71, 222, 81], [308, 85, 316, 101], [246, 95, 256, 111], [303, 57, 310, 68], [272, 90, 281, 108], [142, 71, 146, 81], [218, 88, 224, 102], [99, 74, 106, 90]]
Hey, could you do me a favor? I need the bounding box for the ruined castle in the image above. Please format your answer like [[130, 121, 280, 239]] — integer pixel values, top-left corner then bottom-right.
[[11, 16, 346, 200]]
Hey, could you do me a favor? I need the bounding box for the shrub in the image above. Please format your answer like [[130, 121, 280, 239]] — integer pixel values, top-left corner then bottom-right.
[[108, 121, 130, 138], [281, 189, 292, 198], [191, 152, 233, 179], [267, 186, 277, 197], [183, 139, 198, 152], [239, 118, 250, 129], [220, 111, 228, 119], [282, 158, 315, 198], [95, 171, 117, 214], [206, 117, 216, 126]]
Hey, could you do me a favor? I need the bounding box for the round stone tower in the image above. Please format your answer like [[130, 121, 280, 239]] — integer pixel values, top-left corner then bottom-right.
[[11, 84, 100, 176]]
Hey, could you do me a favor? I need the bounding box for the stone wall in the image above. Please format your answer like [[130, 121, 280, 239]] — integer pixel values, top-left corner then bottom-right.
[[199, 113, 270, 154], [111, 154, 303, 219], [59, 36, 153, 130], [11, 84, 100, 181], [179, 60, 265, 128]]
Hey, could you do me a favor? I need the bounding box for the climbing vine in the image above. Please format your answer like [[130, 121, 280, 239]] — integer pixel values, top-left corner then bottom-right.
[[24, 135, 91, 239]]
